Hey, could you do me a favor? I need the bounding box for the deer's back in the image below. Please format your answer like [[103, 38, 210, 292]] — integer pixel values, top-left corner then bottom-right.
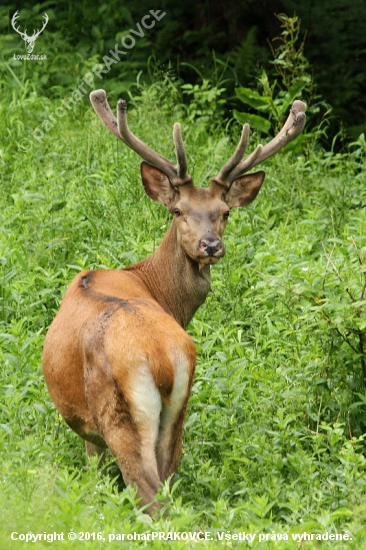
[[42, 269, 196, 445]]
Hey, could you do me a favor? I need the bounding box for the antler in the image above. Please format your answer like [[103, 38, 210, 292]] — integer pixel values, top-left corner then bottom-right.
[[11, 11, 27, 39], [90, 89, 191, 187], [213, 100, 306, 188], [33, 13, 49, 38]]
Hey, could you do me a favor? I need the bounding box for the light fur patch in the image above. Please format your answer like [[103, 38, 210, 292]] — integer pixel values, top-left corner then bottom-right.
[[159, 349, 190, 438]]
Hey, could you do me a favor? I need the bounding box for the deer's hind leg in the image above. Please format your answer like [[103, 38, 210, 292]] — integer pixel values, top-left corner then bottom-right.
[[84, 345, 164, 512], [155, 350, 196, 483]]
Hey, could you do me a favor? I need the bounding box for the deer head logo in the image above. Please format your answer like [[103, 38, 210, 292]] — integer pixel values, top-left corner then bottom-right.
[[11, 11, 49, 54]]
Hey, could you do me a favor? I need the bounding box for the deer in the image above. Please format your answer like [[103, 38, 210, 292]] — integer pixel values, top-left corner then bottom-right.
[[42, 90, 306, 514], [11, 11, 49, 54]]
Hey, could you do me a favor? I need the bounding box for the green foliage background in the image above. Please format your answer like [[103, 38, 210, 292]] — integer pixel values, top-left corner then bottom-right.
[[0, 0, 365, 138], [0, 0, 366, 548]]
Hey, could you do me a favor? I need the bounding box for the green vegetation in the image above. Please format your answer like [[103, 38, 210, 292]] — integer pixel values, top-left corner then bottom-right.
[[0, 1, 366, 544], [0, 0, 365, 139], [233, 14, 329, 142], [1, 71, 366, 547]]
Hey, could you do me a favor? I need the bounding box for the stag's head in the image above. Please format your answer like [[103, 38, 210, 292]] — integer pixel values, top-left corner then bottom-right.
[[90, 90, 306, 267], [11, 11, 49, 54]]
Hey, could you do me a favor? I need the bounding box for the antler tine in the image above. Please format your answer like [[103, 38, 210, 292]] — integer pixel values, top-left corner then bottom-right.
[[214, 123, 250, 185], [11, 10, 19, 24], [11, 11, 25, 37], [117, 98, 191, 187], [173, 123, 188, 180], [248, 100, 306, 168], [90, 89, 123, 141], [214, 100, 306, 188], [90, 90, 191, 186], [37, 13, 49, 34], [117, 99, 173, 177]]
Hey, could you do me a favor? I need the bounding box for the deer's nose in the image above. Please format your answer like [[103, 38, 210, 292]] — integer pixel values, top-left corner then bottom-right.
[[199, 236, 223, 257]]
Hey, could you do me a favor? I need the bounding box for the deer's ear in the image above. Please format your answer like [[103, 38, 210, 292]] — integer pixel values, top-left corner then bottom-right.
[[140, 162, 178, 207], [224, 170, 265, 208]]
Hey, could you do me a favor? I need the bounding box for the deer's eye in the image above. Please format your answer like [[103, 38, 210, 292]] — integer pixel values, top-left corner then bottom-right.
[[174, 208, 182, 217], [223, 211, 230, 221]]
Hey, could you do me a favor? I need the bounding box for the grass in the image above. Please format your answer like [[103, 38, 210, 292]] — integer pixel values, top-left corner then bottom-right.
[[0, 80, 366, 549]]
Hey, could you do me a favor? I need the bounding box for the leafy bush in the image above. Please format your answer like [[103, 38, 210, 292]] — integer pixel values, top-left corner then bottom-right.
[[233, 14, 330, 148]]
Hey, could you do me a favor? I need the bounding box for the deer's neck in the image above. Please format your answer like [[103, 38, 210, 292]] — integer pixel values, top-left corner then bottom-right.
[[124, 222, 211, 328]]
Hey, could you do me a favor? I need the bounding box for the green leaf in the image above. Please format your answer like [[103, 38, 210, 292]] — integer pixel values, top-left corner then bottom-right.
[[0, 423, 12, 435], [49, 201, 66, 213], [233, 110, 271, 134], [330, 508, 354, 520], [34, 404, 47, 415], [235, 87, 271, 109], [278, 81, 306, 114]]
